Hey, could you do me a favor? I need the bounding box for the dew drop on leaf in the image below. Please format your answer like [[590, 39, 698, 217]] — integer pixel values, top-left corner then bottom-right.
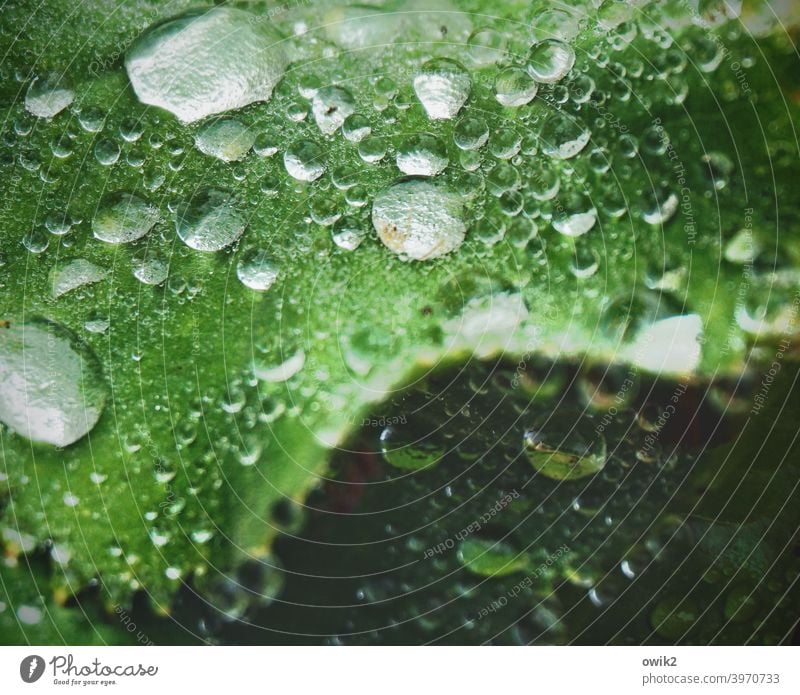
[[174, 188, 246, 252], [527, 39, 575, 83], [0, 317, 107, 447], [413, 58, 472, 120], [372, 180, 466, 261], [92, 192, 160, 244], [195, 119, 256, 162], [236, 249, 279, 291], [24, 72, 74, 119], [524, 413, 606, 480], [125, 7, 289, 123]]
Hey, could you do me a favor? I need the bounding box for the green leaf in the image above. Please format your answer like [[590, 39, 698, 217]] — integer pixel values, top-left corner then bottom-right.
[[0, 0, 798, 640]]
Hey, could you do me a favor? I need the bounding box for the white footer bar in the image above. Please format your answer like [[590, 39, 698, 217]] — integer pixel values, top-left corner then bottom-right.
[[0, 646, 796, 694]]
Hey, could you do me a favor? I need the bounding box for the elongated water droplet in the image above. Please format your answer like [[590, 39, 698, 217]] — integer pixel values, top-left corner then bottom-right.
[[93, 192, 160, 244], [126, 7, 288, 123], [457, 538, 526, 577], [379, 424, 444, 470], [50, 259, 107, 298], [195, 119, 255, 162]]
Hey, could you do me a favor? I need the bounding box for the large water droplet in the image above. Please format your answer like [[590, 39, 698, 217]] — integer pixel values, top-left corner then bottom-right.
[[342, 113, 372, 143], [539, 111, 590, 159], [724, 228, 761, 265], [466, 27, 506, 66], [324, 5, 398, 49], [50, 259, 107, 298], [325, 0, 471, 49], [531, 9, 580, 43], [94, 139, 121, 166], [331, 216, 367, 251], [254, 349, 306, 383], [237, 249, 279, 291], [524, 413, 606, 480], [641, 186, 679, 225], [494, 67, 538, 107], [92, 192, 160, 244], [174, 188, 246, 252], [132, 255, 169, 286], [0, 318, 107, 446], [413, 58, 471, 120], [126, 7, 289, 123], [284, 139, 326, 181], [527, 39, 575, 83], [735, 275, 800, 339], [453, 116, 489, 150], [372, 180, 466, 261], [25, 73, 74, 118], [396, 133, 448, 176], [552, 193, 597, 237]]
